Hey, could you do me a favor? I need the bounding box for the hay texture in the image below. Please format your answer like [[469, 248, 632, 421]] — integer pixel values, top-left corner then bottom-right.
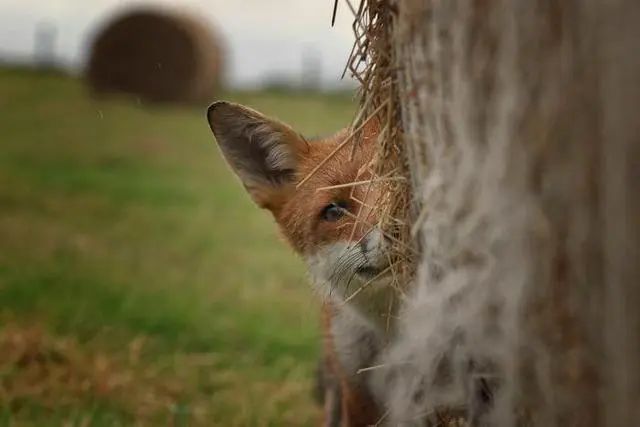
[[86, 9, 223, 105], [343, 0, 640, 425], [340, 0, 415, 335]]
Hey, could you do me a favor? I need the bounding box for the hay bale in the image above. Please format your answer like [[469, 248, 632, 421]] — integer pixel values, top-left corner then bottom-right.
[[85, 8, 223, 105], [345, 0, 640, 425]]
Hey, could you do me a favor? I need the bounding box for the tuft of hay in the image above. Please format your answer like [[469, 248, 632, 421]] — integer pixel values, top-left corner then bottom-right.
[[344, 0, 416, 316], [301, 1, 414, 339], [85, 8, 224, 105], [334, 0, 416, 335]]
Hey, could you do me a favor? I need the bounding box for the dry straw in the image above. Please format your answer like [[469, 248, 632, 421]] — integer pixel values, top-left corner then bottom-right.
[[296, 0, 416, 333], [341, 0, 414, 331]]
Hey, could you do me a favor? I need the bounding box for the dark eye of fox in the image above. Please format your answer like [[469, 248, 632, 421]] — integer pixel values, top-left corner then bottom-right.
[[321, 201, 348, 222]]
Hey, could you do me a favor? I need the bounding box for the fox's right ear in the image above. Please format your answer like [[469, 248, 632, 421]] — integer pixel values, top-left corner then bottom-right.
[[207, 101, 307, 209]]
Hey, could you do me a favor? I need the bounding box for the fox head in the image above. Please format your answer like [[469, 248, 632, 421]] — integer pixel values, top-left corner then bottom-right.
[[207, 102, 391, 310]]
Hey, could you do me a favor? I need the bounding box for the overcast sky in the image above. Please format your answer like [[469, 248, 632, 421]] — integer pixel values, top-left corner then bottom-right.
[[0, 0, 357, 88]]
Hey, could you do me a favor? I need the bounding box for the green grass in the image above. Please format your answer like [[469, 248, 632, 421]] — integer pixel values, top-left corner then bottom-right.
[[0, 68, 355, 426]]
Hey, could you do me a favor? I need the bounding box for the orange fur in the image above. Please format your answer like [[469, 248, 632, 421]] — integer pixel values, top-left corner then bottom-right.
[[274, 123, 382, 426], [272, 125, 381, 254], [208, 102, 382, 426]]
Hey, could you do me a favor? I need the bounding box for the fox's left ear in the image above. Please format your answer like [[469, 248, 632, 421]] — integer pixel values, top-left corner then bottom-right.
[[207, 101, 308, 209]]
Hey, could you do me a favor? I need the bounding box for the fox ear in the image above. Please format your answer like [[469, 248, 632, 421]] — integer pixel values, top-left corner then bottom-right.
[[207, 101, 307, 208]]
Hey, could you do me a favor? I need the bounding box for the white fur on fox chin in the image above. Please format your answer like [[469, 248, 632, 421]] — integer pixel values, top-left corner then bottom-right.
[[305, 229, 393, 314]]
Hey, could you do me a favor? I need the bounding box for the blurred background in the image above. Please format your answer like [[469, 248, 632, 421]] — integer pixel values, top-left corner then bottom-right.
[[0, 0, 357, 425]]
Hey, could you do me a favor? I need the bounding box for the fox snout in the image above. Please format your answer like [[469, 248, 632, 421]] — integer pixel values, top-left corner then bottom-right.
[[356, 228, 390, 278], [304, 227, 391, 305]]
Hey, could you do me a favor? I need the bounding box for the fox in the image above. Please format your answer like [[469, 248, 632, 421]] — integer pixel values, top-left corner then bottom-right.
[[207, 101, 393, 426]]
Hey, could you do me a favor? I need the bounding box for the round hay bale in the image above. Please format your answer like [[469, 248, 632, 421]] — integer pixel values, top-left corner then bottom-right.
[[85, 8, 224, 105]]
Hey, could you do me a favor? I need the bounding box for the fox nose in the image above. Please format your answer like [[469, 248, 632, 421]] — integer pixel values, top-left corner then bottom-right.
[[359, 228, 388, 264]]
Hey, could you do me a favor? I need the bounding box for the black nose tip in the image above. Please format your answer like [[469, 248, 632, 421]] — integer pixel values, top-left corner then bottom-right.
[[359, 238, 368, 254]]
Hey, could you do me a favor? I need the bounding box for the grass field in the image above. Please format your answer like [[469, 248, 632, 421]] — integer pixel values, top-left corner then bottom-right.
[[0, 68, 355, 426]]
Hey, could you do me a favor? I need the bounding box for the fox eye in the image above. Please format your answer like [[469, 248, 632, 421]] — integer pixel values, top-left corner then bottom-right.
[[320, 202, 347, 222]]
